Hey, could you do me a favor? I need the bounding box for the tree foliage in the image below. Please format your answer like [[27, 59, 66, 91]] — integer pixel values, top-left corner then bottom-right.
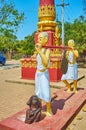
[[16, 33, 35, 57], [58, 15, 86, 53], [0, 0, 24, 32], [0, 0, 24, 57]]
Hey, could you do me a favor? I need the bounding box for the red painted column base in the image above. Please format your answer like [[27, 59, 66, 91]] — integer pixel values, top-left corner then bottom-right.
[[21, 67, 62, 82], [21, 67, 36, 80]]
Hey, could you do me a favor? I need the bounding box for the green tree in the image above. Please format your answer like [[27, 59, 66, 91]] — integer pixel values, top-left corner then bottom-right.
[[16, 33, 35, 58], [57, 15, 86, 53], [0, 0, 24, 58]]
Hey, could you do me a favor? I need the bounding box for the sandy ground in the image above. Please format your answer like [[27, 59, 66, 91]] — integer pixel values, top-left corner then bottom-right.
[[0, 60, 86, 130]]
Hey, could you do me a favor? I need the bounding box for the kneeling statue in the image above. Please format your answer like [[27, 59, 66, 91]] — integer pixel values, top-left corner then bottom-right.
[[25, 95, 42, 124]]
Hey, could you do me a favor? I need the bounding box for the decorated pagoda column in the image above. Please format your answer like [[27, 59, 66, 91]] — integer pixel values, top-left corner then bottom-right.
[[20, 0, 62, 82], [35, 0, 58, 46]]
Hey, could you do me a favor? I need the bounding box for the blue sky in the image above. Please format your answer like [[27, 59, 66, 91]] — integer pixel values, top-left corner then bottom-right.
[[13, 0, 84, 40]]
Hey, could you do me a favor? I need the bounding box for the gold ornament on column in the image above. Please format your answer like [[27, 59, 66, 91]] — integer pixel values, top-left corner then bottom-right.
[[38, 4, 57, 32]]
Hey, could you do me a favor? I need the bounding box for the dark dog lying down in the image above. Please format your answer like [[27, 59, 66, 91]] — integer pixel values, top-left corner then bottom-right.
[[25, 95, 41, 124]]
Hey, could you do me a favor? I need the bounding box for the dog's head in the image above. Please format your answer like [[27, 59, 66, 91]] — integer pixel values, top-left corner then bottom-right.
[[26, 95, 41, 108]]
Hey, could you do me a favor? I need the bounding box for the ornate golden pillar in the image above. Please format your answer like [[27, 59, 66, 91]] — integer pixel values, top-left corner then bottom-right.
[[21, 0, 62, 82]]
